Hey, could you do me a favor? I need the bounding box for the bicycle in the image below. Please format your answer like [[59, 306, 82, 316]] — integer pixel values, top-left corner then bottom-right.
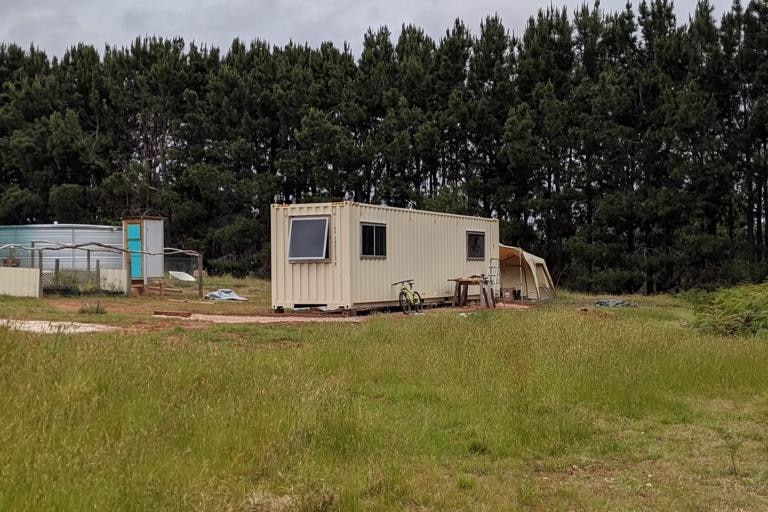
[[392, 279, 423, 314]]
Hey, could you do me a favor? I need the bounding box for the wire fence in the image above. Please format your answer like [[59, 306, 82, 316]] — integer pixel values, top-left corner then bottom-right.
[[162, 255, 204, 294], [41, 270, 98, 291], [165, 255, 199, 276], [1, 242, 203, 297]]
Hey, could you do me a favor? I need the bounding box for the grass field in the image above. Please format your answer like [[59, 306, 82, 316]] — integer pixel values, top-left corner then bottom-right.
[[1, 280, 768, 510]]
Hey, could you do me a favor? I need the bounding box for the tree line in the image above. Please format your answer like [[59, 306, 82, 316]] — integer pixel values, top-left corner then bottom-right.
[[1, 0, 767, 292]]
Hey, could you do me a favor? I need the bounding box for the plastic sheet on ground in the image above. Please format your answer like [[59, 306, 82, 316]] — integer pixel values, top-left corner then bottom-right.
[[594, 299, 637, 308], [205, 289, 248, 301]]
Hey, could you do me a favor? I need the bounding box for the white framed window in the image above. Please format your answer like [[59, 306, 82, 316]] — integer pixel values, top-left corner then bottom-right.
[[288, 216, 329, 261], [361, 222, 386, 258], [467, 231, 485, 260]]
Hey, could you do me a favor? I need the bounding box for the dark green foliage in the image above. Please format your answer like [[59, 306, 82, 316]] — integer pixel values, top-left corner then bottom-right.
[[694, 283, 768, 337], [0, 186, 44, 224], [0, 2, 767, 290]]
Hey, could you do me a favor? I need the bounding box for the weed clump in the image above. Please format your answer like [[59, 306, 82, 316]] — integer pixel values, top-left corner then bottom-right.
[[693, 283, 768, 337], [78, 301, 106, 315]]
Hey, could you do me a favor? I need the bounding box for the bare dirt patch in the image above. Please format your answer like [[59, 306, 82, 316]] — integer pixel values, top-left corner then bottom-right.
[[495, 303, 531, 310], [0, 319, 118, 334], [155, 313, 364, 324]]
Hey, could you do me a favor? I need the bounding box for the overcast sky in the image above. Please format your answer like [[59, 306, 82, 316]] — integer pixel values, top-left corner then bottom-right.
[[1, 0, 734, 58]]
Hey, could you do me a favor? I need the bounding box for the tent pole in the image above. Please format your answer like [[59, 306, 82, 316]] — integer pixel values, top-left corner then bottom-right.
[[522, 260, 528, 300]]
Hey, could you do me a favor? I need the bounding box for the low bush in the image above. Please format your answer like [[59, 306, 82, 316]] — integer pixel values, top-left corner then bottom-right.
[[77, 301, 106, 315], [693, 283, 768, 337]]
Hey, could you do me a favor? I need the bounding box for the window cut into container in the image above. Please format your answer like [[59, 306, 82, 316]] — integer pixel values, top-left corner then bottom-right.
[[467, 231, 485, 259], [374, 224, 386, 256], [361, 223, 386, 257], [288, 217, 329, 260]]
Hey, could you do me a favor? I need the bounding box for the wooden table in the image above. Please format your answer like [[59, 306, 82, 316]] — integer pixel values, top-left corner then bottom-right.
[[449, 276, 495, 308]]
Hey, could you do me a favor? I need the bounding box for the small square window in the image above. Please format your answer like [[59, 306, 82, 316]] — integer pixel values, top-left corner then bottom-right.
[[361, 223, 386, 257], [288, 217, 329, 261], [467, 231, 485, 259]]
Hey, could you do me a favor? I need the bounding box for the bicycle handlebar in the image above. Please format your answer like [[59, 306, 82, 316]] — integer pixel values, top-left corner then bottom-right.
[[391, 279, 415, 286]]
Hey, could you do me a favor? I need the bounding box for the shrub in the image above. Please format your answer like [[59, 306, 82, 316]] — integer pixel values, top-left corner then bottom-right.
[[207, 254, 253, 277], [693, 283, 768, 337], [78, 301, 106, 315]]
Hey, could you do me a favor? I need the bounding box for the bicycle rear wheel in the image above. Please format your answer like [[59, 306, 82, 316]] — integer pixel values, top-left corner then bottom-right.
[[412, 291, 423, 313], [399, 290, 411, 314]]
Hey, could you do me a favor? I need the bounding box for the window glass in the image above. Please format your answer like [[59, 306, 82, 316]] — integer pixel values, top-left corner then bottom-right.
[[467, 231, 485, 259], [374, 224, 386, 256], [361, 223, 386, 257], [288, 217, 329, 260]]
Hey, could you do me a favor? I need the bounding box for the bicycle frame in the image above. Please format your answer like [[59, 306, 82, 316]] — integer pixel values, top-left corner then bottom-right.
[[399, 282, 416, 303], [392, 279, 417, 302]]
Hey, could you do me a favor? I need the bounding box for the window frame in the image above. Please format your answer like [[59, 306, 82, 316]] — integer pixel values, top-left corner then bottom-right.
[[360, 222, 387, 259], [287, 216, 330, 262], [466, 230, 486, 260]]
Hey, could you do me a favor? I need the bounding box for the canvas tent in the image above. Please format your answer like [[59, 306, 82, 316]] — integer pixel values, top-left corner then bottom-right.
[[498, 244, 555, 300]]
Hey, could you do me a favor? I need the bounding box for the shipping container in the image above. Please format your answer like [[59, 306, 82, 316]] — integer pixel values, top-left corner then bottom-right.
[[271, 202, 501, 310]]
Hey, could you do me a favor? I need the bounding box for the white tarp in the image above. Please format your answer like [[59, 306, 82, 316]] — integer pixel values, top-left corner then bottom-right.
[[168, 271, 197, 282]]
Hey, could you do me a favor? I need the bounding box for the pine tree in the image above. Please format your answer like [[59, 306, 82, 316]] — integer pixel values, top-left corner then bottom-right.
[[0, 6, 766, 286]]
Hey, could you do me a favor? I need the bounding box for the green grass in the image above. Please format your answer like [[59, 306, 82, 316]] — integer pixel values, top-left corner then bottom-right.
[[1, 288, 768, 510]]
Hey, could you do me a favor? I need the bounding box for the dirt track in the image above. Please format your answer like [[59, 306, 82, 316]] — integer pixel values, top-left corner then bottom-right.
[[180, 313, 364, 324], [156, 313, 363, 324], [0, 319, 118, 334]]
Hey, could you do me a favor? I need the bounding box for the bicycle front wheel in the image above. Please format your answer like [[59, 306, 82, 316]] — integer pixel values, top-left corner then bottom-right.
[[399, 290, 411, 315], [412, 291, 423, 313]]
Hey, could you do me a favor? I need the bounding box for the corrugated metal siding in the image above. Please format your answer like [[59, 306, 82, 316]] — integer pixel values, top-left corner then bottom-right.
[[0, 224, 123, 271], [270, 202, 499, 308], [0, 268, 40, 298], [349, 204, 499, 304], [271, 203, 350, 308]]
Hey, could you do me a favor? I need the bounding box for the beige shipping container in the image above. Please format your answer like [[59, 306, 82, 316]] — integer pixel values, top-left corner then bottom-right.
[[271, 202, 499, 310]]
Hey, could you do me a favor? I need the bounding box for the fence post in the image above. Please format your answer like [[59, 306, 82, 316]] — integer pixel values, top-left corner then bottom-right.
[[30, 241, 35, 268], [86, 249, 91, 272], [197, 254, 204, 298], [38, 249, 43, 298], [95, 259, 101, 292], [54, 259, 60, 288], [125, 255, 132, 296]]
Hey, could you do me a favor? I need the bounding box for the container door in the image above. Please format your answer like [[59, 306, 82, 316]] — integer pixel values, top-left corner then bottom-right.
[[126, 223, 142, 279]]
